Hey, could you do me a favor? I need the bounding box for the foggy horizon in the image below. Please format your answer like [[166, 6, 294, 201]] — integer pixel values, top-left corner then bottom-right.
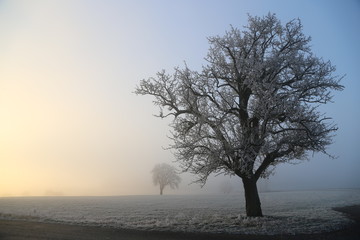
[[1, 0, 359, 197]]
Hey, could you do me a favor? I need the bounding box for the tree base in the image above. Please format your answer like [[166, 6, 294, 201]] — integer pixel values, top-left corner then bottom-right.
[[242, 178, 263, 217]]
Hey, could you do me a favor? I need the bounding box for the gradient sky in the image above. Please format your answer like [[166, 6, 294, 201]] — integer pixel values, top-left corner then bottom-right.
[[0, 0, 359, 196]]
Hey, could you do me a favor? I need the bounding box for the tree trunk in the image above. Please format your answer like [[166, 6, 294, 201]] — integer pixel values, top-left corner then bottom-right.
[[242, 177, 263, 217], [160, 185, 164, 195]]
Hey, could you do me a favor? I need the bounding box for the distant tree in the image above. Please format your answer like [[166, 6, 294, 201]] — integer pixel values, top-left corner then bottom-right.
[[136, 14, 343, 216], [152, 163, 181, 195]]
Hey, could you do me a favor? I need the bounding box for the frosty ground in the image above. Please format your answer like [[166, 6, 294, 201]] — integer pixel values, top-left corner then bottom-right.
[[0, 189, 359, 236]]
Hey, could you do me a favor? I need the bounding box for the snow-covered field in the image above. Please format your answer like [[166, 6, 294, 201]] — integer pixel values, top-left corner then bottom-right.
[[0, 189, 359, 235]]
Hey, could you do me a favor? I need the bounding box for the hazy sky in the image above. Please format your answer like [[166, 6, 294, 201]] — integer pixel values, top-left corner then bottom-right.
[[0, 0, 359, 196]]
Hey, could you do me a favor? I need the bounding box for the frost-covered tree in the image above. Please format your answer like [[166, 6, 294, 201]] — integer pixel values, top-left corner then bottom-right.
[[136, 14, 343, 216], [152, 163, 181, 195]]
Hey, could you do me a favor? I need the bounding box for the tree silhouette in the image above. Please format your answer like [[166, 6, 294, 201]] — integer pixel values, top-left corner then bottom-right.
[[152, 163, 181, 195], [136, 13, 343, 216]]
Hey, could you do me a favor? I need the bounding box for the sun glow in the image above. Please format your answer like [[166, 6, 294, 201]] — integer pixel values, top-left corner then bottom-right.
[[1, 0, 359, 197]]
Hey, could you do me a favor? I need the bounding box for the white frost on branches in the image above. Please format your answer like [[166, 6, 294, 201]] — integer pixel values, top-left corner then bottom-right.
[[136, 13, 343, 185]]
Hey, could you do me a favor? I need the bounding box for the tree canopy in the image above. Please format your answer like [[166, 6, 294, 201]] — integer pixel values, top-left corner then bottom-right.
[[152, 163, 181, 195], [136, 13, 343, 216]]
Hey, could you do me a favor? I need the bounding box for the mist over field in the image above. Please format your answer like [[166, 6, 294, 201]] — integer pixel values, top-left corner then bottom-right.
[[0, 0, 359, 198]]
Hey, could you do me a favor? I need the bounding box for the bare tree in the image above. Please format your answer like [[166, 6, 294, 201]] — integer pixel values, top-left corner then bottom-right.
[[136, 14, 343, 216], [152, 163, 181, 195]]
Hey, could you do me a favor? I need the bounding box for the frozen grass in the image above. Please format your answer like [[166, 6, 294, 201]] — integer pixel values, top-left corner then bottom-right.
[[0, 189, 359, 235]]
